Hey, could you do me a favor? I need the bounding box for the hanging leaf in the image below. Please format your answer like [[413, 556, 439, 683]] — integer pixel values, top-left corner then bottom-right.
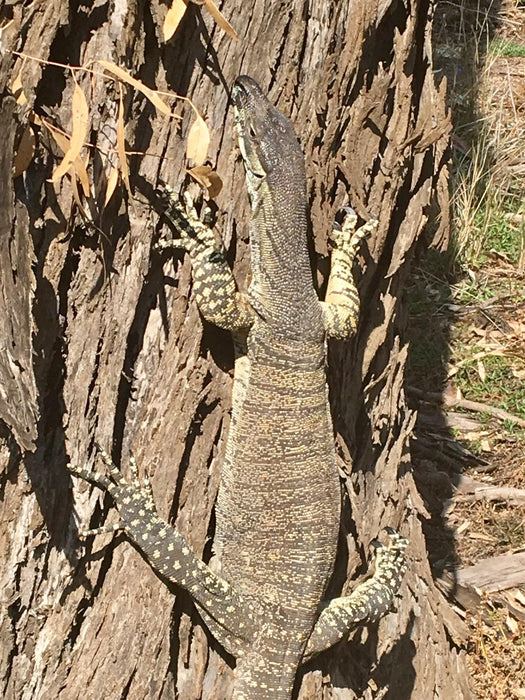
[[51, 82, 90, 185], [97, 60, 181, 119], [186, 114, 210, 165], [117, 85, 132, 200], [163, 0, 188, 41], [188, 164, 223, 198], [114, 86, 138, 216], [11, 72, 28, 106], [13, 125, 35, 177], [104, 167, 120, 207], [202, 0, 239, 40], [40, 117, 91, 196]]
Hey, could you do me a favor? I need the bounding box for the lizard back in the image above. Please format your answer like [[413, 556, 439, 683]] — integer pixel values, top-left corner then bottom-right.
[[214, 77, 341, 695]]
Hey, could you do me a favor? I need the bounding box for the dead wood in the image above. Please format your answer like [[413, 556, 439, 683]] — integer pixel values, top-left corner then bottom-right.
[[444, 412, 484, 431], [451, 398, 525, 428], [408, 386, 525, 428], [437, 553, 525, 621], [452, 474, 525, 506]]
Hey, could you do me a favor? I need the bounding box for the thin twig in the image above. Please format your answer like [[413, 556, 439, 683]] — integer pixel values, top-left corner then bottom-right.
[[407, 387, 525, 428]]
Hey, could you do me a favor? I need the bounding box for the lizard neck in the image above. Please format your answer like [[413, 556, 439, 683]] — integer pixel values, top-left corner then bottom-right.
[[247, 177, 323, 342]]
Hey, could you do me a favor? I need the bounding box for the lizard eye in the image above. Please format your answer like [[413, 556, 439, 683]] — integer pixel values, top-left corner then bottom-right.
[[248, 124, 257, 139]]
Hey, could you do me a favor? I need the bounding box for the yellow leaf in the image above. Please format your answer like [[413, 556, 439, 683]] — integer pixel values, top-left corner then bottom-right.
[[117, 86, 132, 199], [163, 0, 188, 41], [186, 114, 209, 165], [97, 60, 181, 119], [476, 359, 486, 383], [202, 0, 239, 40], [104, 167, 120, 207], [13, 125, 35, 177], [51, 83, 90, 184], [41, 118, 91, 196], [508, 319, 525, 337], [187, 164, 223, 198], [11, 72, 28, 106], [480, 438, 491, 452], [505, 614, 519, 635], [77, 155, 91, 197]]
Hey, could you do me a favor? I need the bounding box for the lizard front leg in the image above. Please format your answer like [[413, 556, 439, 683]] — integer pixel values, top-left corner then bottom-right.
[[320, 208, 377, 339], [302, 528, 408, 662], [158, 185, 254, 332], [67, 446, 259, 655]]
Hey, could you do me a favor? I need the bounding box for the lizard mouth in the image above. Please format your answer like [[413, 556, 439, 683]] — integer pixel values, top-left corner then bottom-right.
[[231, 75, 260, 107], [231, 82, 246, 108], [231, 78, 266, 181]]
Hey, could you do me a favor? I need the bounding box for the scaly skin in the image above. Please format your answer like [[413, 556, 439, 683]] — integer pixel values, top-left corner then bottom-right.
[[215, 77, 339, 697], [68, 76, 408, 699]]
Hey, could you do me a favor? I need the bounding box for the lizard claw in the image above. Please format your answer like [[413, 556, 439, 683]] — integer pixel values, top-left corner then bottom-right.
[[67, 448, 159, 541], [182, 190, 199, 220], [155, 184, 217, 256], [329, 206, 377, 253], [370, 538, 385, 552], [368, 528, 408, 572], [339, 205, 357, 219]]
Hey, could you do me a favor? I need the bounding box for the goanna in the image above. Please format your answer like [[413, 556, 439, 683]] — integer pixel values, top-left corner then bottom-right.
[[68, 76, 408, 699]]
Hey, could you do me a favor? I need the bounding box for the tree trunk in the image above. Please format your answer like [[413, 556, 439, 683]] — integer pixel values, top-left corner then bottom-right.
[[0, 1, 472, 698]]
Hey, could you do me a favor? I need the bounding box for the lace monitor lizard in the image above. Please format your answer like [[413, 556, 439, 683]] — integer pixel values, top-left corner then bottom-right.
[[68, 76, 408, 699]]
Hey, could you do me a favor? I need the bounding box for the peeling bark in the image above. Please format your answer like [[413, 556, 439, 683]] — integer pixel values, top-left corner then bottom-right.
[[0, 1, 471, 698]]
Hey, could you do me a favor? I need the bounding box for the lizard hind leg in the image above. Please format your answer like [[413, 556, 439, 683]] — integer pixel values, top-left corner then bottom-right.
[[156, 184, 254, 332], [320, 208, 378, 339], [68, 445, 259, 653], [302, 528, 408, 661]]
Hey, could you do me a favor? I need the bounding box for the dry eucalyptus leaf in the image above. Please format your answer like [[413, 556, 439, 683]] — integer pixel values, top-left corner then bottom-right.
[[186, 114, 210, 165], [505, 614, 519, 635], [11, 73, 28, 106], [188, 164, 223, 198], [40, 117, 90, 196], [51, 83, 90, 184], [508, 319, 525, 337], [203, 0, 239, 40], [13, 125, 35, 177], [515, 590, 525, 606], [163, 0, 188, 41], [117, 87, 132, 199], [476, 359, 486, 383], [97, 60, 181, 119], [104, 167, 120, 207]]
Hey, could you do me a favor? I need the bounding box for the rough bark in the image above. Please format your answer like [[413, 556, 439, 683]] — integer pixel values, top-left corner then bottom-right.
[[0, 1, 472, 698]]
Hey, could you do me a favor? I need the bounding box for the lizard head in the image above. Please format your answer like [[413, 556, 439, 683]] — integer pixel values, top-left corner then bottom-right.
[[230, 76, 322, 340], [231, 76, 305, 198]]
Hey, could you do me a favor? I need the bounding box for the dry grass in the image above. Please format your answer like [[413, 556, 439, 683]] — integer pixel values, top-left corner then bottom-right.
[[466, 607, 525, 700], [434, 0, 525, 269], [450, 52, 525, 268]]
